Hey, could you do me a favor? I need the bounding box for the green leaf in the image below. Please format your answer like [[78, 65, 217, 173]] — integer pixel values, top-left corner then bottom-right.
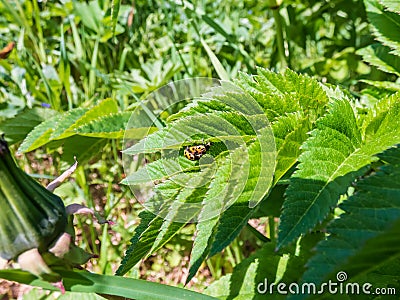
[[123, 112, 260, 155], [205, 232, 325, 299], [380, 0, 400, 14], [272, 113, 311, 183], [53, 98, 119, 139], [18, 99, 123, 152], [200, 38, 230, 81], [364, 0, 400, 56], [209, 137, 275, 257], [187, 154, 240, 283], [47, 135, 107, 166], [147, 186, 209, 255], [237, 68, 329, 121], [117, 180, 196, 276], [74, 111, 131, 139], [121, 157, 198, 185], [357, 44, 400, 76], [18, 114, 60, 153], [300, 145, 400, 291], [50, 107, 89, 139], [340, 219, 400, 283], [121, 71, 336, 278], [116, 211, 163, 276], [120, 81, 277, 277], [278, 93, 400, 248], [188, 136, 276, 282], [204, 243, 284, 300], [73, 1, 102, 33], [110, 0, 121, 36], [0, 107, 58, 144], [361, 79, 400, 92], [0, 268, 216, 300], [237, 68, 329, 183]]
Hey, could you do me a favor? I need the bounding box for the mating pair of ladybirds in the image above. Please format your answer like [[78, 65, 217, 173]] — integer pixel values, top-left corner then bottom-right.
[[184, 141, 211, 161]]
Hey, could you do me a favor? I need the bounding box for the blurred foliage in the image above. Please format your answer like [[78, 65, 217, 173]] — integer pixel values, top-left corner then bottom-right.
[[0, 0, 384, 118]]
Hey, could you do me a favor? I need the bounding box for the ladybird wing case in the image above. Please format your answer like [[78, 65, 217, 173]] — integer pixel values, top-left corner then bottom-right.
[[183, 142, 212, 160]]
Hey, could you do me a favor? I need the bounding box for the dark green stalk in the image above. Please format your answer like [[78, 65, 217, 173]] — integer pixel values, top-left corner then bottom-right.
[[246, 222, 271, 243], [269, 1, 287, 69]]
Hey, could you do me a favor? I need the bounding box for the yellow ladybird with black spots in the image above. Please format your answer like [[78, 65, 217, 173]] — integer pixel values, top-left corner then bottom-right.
[[184, 142, 211, 160]]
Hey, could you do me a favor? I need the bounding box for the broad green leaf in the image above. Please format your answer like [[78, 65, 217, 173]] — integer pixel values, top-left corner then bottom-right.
[[272, 113, 311, 183], [237, 68, 329, 121], [339, 219, 400, 284], [253, 184, 287, 219], [257, 68, 328, 117], [121, 157, 198, 185], [18, 114, 60, 153], [53, 98, 118, 139], [123, 112, 257, 155], [0, 107, 58, 144], [188, 149, 245, 283], [167, 99, 235, 123], [147, 184, 210, 255], [363, 92, 400, 140], [237, 68, 329, 183], [278, 94, 400, 248], [299, 145, 400, 293], [209, 134, 276, 257], [65, 98, 118, 133], [364, 0, 400, 56], [121, 70, 332, 279], [50, 107, 89, 139], [18, 99, 122, 152], [189, 135, 275, 281], [116, 211, 163, 276], [74, 111, 131, 138], [0, 268, 215, 300], [237, 72, 300, 120], [380, 0, 400, 14], [124, 83, 269, 156], [117, 177, 197, 275], [204, 243, 283, 300], [123, 71, 338, 278], [116, 179, 187, 276], [361, 79, 400, 92], [357, 44, 400, 76], [47, 135, 107, 165], [208, 203, 252, 258]]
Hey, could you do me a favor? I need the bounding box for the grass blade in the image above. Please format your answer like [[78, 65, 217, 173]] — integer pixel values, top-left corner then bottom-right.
[[0, 269, 217, 300]]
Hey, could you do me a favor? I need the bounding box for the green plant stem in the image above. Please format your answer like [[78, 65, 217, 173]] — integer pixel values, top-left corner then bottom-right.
[[246, 223, 271, 243], [231, 239, 243, 265], [99, 223, 109, 274], [269, 217, 276, 242], [89, 37, 100, 96], [225, 245, 236, 269], [271, 7, 287, 69], [32, 0, 46, 63]]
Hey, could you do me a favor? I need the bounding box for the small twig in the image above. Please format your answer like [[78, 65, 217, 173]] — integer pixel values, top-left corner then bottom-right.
[[46, 157, 78, 192], [66, 203, 115, 226]]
